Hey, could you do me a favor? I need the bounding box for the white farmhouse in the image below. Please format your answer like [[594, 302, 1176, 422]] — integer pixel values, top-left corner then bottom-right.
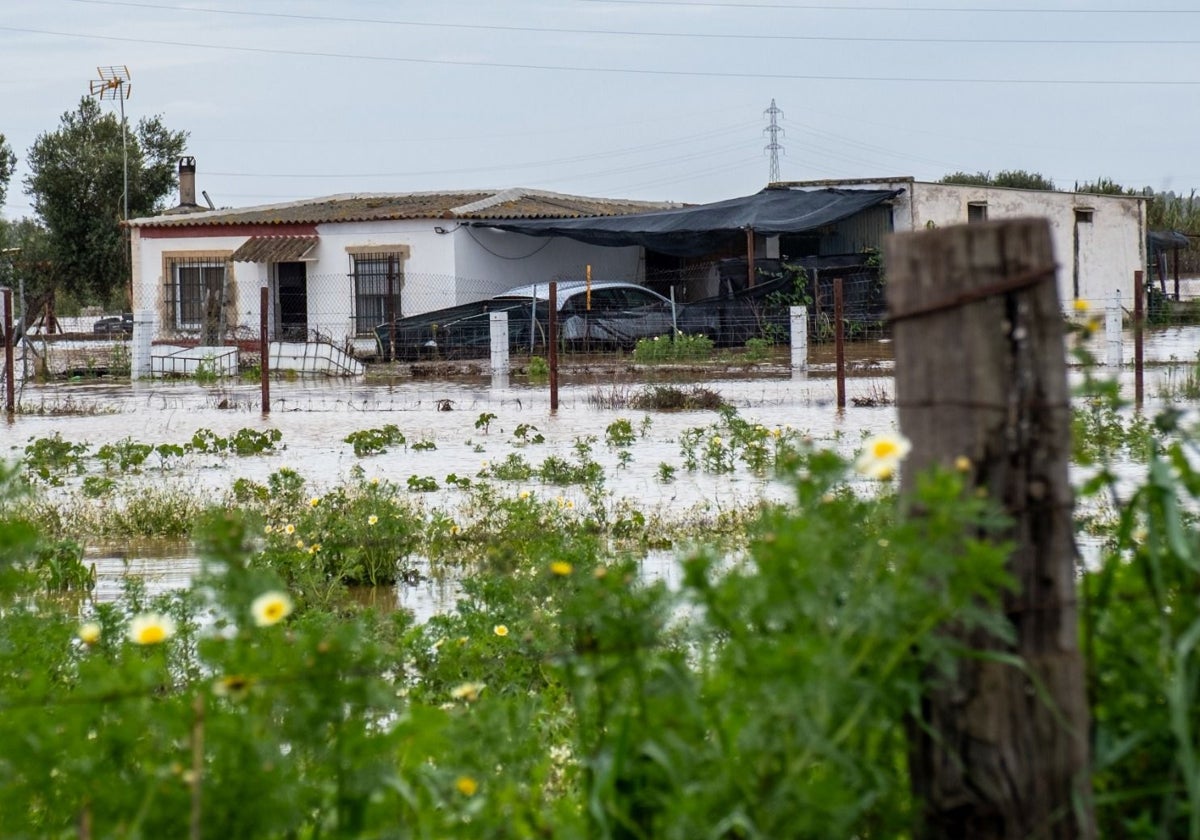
[[777, 177, 1147, 310], [127, 158, 676, 352]]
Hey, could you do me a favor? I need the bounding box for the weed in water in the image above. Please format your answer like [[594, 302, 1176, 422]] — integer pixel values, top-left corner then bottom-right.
[[345, 424, 407, 456]]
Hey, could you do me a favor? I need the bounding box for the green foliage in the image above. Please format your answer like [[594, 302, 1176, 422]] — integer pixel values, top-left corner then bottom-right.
[[24, 96, 189, 305], [190, 427, 282, 456], [192, 356, 220, 384], [22, 433, 88, 485], [474, 412, 497, 434], [632, 332, 714, 364], [940, 169, 1056, 190], [95, 438, 153, 473], [742, 336, 773, 361], [0, 132, 14, 208], [407, 475, 439, 492], [512, 423, 544, 445], [527, 356, 550, 379], [604, 418, 636, 449], [410, 439, 437, 451], [344, 424, 406, 456]]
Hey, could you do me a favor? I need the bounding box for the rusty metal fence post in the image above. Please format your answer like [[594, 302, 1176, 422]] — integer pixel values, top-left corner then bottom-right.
[[834, 277, 845, 409], [548, 281, 559, 412], [1134, 270, 1144, 410]]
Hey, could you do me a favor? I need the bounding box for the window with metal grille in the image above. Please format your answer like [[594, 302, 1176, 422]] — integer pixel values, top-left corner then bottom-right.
[[164, 258, 226, 330], [350, 253, 403, 336]]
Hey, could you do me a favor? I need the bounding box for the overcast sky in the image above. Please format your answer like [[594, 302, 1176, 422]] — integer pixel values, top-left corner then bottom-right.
[[2, 0, 1199, 221]]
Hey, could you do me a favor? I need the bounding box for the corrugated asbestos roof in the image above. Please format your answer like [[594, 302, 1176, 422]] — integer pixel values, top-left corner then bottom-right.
[[129, 189, 680, 229], [230, 235, 319, 263]]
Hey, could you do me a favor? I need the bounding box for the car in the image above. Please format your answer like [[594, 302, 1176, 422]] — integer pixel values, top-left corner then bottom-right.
[[93, 313, 134, 335], [375, 280, 681, 360]]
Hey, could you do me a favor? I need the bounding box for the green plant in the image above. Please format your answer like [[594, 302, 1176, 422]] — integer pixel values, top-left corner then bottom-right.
[[193, 355, 220, 384], [411, 439, 437, 451], [527, 356, 549, 379], [604, 418, 635, 449], [513, 424, 545, 445], [743, 336, 773, 362], [344, 424, 406, 456], [657, 462, 676, 483], [632, 332, 714, 364], [95, 438, 153, 473], [474, 412, 497, 434], [22, 433, 88, 485], [407, 475, 439, 492]]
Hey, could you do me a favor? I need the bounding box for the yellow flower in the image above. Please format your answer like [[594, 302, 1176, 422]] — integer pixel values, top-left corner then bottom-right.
[[295, 539, 305, 550], [450, 524, 460, 535], [456, 775, 478, 796], [855, 432, 912, 481], [77, 622, 102, 645], [493, 624, 509, 637], [308, 543, 321, 554], [368, 514, 379, 526], [263, 524, 273, 534], [550, 561, 573, 576], [309, 496, 320, 508], [954, 455, 972, 472], [450, 682, 485, 702], [284, 523, 295, 535], [712, 436, 723, 447], [370, 477, 380, 486], [519, 490, 531, 500], [1073, 297, 1089, 313], [213, 674, 254, 699], [128, 613, 176, 645], [251, 591, 294, 627]]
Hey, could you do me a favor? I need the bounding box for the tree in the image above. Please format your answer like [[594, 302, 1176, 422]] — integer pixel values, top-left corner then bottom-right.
[[939, 170, 1056, 190], [0, 133, 14, 209], [23, 96, 188, 307]]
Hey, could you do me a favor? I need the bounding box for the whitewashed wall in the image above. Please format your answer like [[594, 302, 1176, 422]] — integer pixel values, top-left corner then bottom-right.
[[811, 178, 1146, 311]]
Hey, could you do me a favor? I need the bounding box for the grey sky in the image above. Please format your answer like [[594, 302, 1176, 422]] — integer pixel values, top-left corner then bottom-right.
[[2, 0, 1198, 222]]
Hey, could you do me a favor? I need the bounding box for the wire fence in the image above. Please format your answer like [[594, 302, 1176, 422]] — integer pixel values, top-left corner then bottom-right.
[[133, 258, 890, 361]]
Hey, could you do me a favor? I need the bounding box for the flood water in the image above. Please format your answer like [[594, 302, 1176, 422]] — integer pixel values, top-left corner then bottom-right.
[[9, 325, 1200, 617]]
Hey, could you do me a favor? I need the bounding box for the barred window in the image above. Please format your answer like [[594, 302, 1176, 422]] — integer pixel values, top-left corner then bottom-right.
[[350, 253, 404, 336], [166, 258, 226, 330]]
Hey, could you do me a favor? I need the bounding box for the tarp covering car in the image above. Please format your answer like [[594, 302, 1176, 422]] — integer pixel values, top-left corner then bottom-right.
[[468, 187, 902, 257]]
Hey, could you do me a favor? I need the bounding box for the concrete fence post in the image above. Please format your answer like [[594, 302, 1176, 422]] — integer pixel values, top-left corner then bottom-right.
[[1105, 290, 1122, 368], [131, 310, 155, 380], [789, 305, 808, 370], [490, 312, 509, 375]]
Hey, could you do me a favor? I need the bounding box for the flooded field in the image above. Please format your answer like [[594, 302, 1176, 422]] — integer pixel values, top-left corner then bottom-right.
[[7, 325, 1200, 612]]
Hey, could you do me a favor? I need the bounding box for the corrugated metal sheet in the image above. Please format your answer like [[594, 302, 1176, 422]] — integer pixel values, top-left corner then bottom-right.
[[131, 189, 679, 229], [230, 235, 319, 263], [821, 205, 893, 255]]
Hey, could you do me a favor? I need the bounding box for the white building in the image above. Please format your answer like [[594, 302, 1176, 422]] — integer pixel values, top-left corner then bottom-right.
[[778, 177, 1147, 310], [127, 159, 676, 351]]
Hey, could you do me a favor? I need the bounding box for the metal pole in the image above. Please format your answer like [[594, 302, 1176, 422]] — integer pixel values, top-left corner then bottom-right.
[[387, 255, 397, 362], [3, 288, 14, 414], [1134, 270, 1144, 410], [548, 281, 559, 412], [260, 286, 270, 415], [119, 90, 128, 225], [834, 277, 845, 410]]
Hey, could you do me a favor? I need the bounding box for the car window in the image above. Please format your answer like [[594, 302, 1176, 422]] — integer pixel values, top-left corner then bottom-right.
[[624, 289, 664, 309]]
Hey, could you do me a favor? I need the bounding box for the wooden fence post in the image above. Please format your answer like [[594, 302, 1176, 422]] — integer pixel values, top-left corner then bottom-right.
[[885, 218, 1094, 840], [548, 281, 559, 412], [260, 286, 270, 416], [834, 277, 845, 409]]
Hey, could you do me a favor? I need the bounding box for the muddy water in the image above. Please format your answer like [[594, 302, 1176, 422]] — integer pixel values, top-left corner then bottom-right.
[[14, 325, 1200, 616]]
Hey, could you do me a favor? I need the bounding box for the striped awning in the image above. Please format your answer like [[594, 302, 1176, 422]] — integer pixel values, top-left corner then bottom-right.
[[230, 235, 318, 263]]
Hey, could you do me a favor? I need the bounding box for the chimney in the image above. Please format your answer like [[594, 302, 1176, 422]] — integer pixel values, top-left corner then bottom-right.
[[179, 156, 197, 207]]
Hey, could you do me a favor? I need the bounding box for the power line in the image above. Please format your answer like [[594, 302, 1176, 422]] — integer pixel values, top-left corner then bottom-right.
[[59, 0, 1200, 46], [6, 25, 1200, 85]]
